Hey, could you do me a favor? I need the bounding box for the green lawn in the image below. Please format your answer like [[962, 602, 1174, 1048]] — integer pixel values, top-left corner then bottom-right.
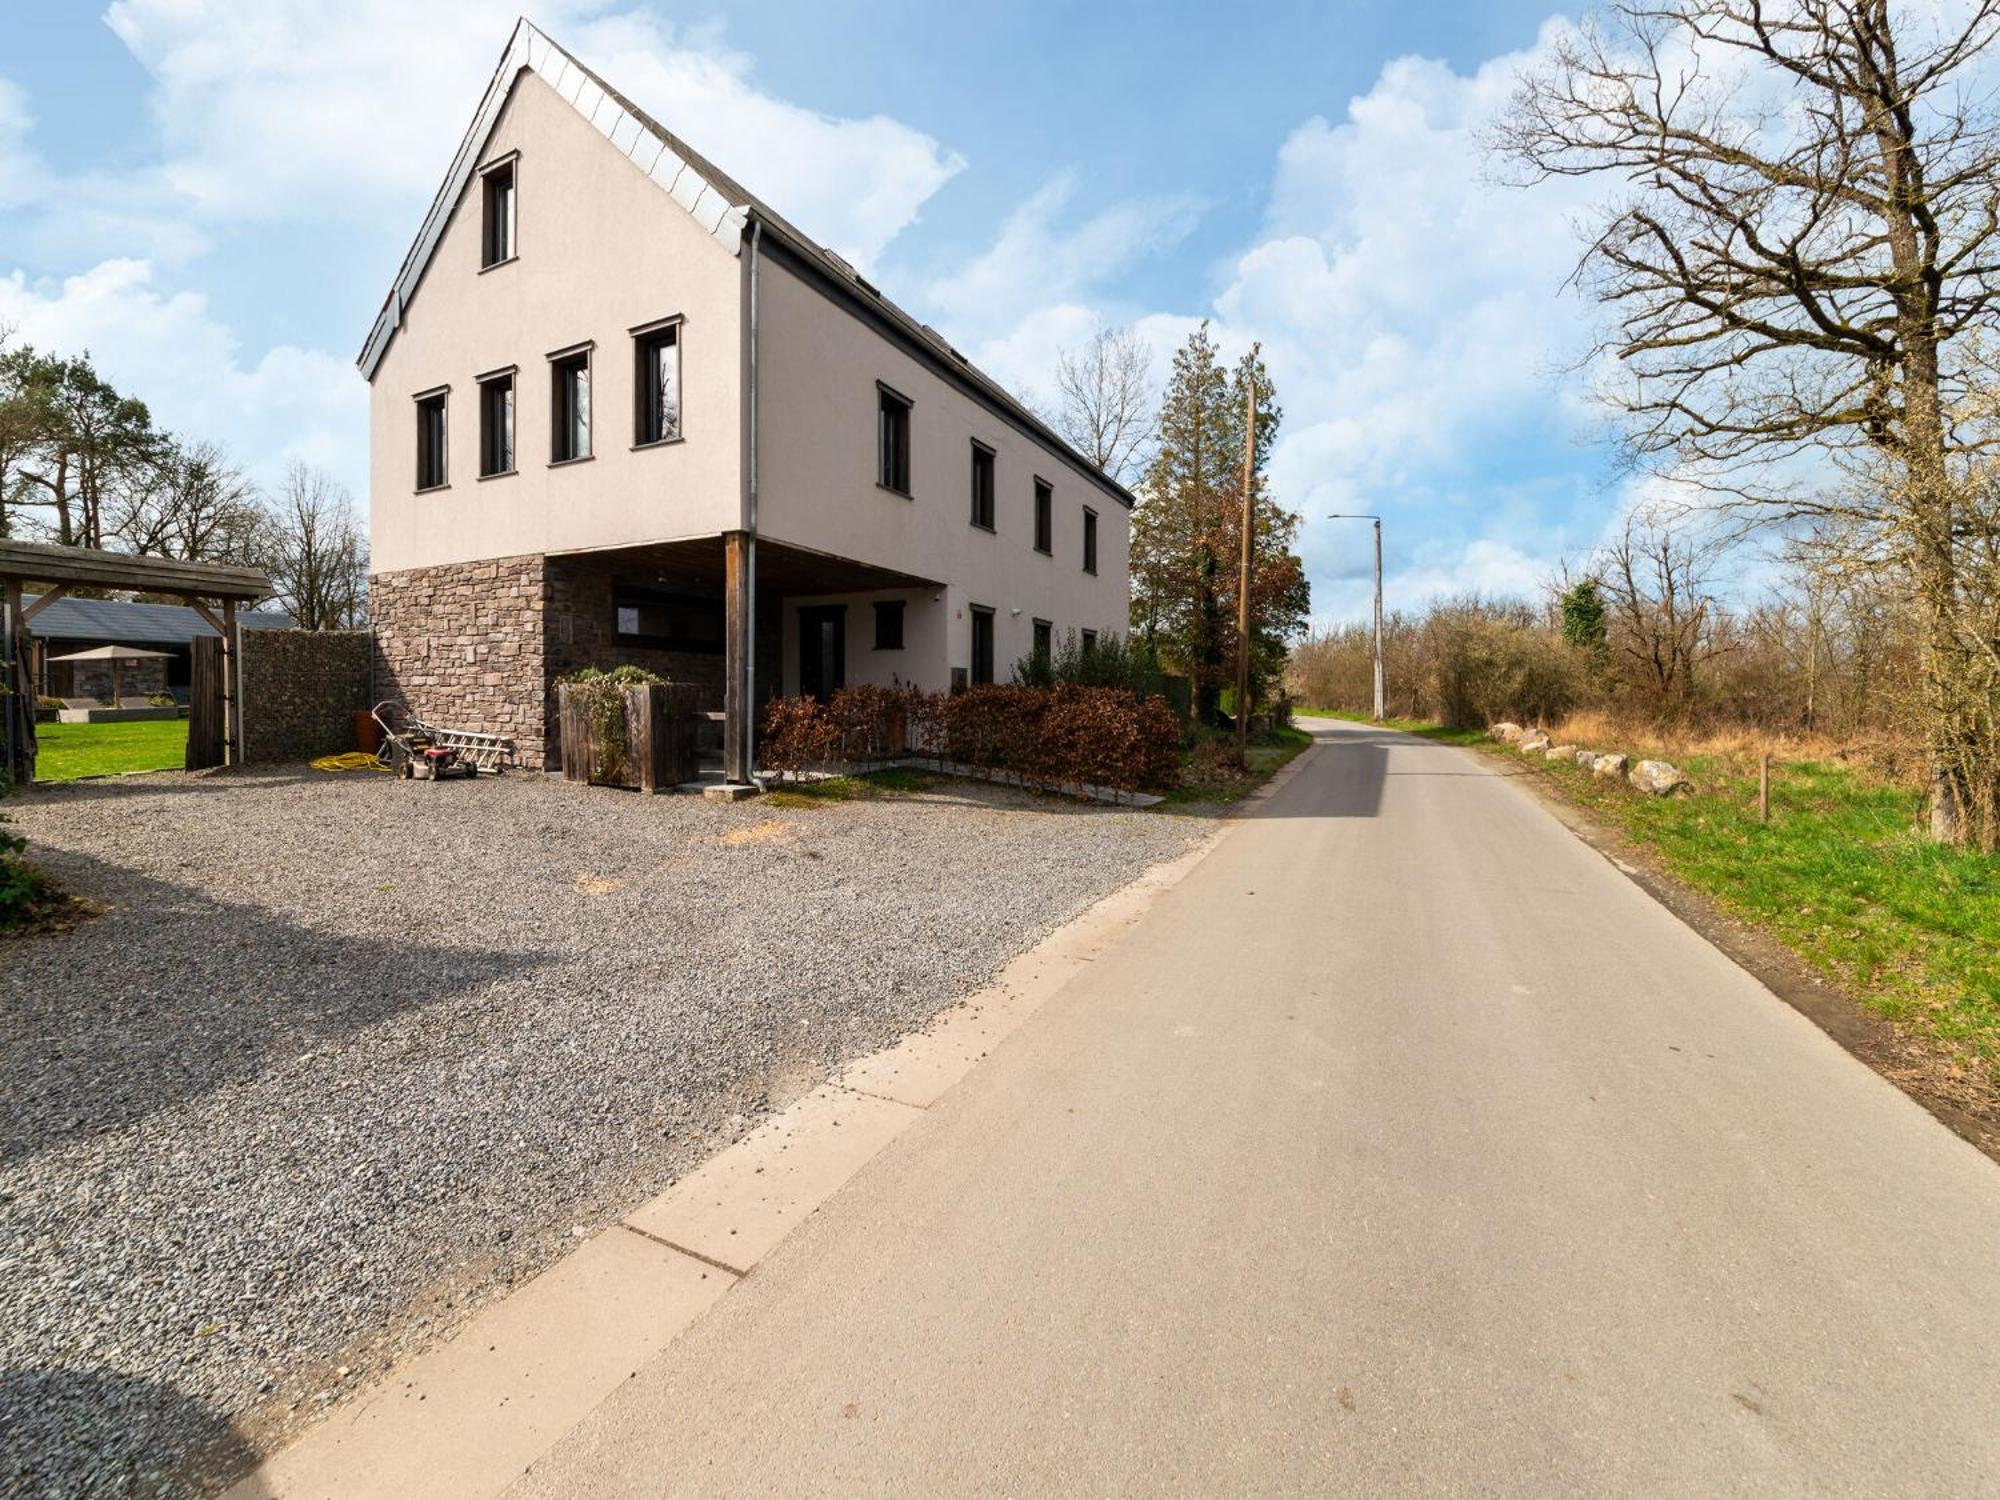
[[1164, 726, 1314, 805], [35, 719, 189, 782], [1376, 712, 2000, 1078]]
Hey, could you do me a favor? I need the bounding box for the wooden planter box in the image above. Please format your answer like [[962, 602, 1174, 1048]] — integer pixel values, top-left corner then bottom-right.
[[558, 681, 700, 793]]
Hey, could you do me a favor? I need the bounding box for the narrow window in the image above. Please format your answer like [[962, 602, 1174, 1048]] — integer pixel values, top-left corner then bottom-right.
[[550, 347, 592, 463], [873, 599, 905, 650], [633, 320, 682, 446], [1081, 628, 1099, 656], [481, 158, 516, 268], [478, 370, 515, 477], [1082, 507, 1099, 575], [877, 384, 911, 494], [1033, 479, 1053, 554], [1032, 617, 1052, 662], [969, 440, 995, 530], [415, 389, 448, 491], [969, 604, 995, 686]]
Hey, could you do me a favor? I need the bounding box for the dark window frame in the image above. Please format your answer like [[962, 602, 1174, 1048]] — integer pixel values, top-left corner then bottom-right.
[[877, 382, 912, 495], [873, 598, 905, 651], [476, 367, 515, 479], [631, 315, 684, 448], [1033, 477, 1053, 555], [969, 439, 996, 531], [1081, 628, 1099, 656], [969, 603, 996, 687], [1032, 617, 1052, 662], [414, 387, 449, 492], [548, 343, 594, 465], [1082, 506, 1099, 575], [611, 584, 726, 655], [479, 153, 518, 270]]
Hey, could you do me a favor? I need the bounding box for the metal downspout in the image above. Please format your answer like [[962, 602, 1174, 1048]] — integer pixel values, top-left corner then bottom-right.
[[744, 217, 762, 781]]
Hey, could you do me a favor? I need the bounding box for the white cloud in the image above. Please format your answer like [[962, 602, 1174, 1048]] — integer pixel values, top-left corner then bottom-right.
[[101, 0, 963, 272], [0, 260, 366, 503]]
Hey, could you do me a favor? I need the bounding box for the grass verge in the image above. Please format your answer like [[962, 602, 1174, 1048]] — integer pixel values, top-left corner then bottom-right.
[[762, 766, 942, 808], [1399, 713, 2000, 1083], [35, 719, 189, 782], [1164, 726, 1314, 805]]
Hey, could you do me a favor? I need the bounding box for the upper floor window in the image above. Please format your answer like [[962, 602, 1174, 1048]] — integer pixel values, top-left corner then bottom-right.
[[1033, 479, 1053, 555], [632, 319, 683, 446], [1083, 507, 1099, 575], [969, 441, 995, 530], [477, 368, 515, 478], [549, 344, 592, 463], [480, 156, 517, 268], [415, 388, 448, 491], [878, 384, 911, 494]]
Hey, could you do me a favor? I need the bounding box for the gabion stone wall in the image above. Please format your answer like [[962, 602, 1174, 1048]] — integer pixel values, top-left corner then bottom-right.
[[240, 629, 372, 764]]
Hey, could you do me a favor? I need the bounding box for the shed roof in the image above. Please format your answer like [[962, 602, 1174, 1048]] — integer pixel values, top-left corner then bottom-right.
[[25, 594, 296, 646], [357, 19, 1136, 510], [0, 538, 272, 600]]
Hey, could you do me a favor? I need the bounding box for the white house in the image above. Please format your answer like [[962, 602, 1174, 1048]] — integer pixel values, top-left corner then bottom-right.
[[363, 20, 1134, 778]]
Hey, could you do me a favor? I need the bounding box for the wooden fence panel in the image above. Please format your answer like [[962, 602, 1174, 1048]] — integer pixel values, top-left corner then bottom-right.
[[186, 636, 223, 770]]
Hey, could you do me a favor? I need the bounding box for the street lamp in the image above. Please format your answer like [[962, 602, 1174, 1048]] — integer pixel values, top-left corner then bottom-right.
[[1326, 513, 1384, 721]]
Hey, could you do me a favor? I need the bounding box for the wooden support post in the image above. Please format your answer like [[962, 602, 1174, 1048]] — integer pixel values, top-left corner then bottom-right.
[[1759, 752, 1770, 826], [221, 597, 240, 767], [722, 530, 751, 784], [2, 577, 24, 788]]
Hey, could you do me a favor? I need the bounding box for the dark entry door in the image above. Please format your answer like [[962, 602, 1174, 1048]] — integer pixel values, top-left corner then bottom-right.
[[798, 605, 846, 700]]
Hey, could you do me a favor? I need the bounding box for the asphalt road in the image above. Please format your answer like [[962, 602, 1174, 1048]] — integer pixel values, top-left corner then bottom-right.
[[511, 719, 2000, 1497]]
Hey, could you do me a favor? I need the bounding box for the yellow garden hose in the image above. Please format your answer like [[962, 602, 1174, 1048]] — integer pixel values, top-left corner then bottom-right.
[[310, 751, 392, 773]]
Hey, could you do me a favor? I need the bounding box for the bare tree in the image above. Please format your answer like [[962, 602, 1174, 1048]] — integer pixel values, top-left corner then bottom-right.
[[1594, 513, 1732, 713], [110, 439, 264, 567], [261, 461, 368, 630], [1050, 324, 1156, 483], [1494, 1, 2000, 844]]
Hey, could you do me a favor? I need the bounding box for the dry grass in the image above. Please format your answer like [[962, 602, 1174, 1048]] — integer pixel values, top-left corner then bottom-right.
[[1540, 709, 1923, 789]]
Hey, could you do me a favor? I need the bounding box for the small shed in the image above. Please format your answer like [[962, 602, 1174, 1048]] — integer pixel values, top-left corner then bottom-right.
[[27, 593, 295, 703], [2, 540, 274, 786]]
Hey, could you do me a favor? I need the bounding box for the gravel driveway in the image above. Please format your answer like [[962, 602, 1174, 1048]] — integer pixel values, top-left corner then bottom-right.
[[1, 767, 1206, 1497]]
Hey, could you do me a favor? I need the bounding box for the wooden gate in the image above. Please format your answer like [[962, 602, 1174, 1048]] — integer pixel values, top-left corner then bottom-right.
[[186, 635, 224, 769]]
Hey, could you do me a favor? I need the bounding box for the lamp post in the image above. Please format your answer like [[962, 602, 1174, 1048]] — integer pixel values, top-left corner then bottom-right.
[[1326, 513, 1384, 721]]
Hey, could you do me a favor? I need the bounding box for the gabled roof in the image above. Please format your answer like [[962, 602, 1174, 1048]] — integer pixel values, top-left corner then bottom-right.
[[358, 19, 1136, 510], [26, 594, 295, 646]]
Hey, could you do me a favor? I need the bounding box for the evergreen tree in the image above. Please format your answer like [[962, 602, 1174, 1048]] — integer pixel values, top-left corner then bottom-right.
[[1132, 325, 1309, 720], [1560, 578, 1609, 654]]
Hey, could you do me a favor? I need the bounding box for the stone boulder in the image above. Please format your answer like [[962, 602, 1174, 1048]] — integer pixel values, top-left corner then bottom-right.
[[1572, 748, 1600, 767], [1490, 722, 1523, 743], [1518, 730, 1551, 753], [1545, 744, 1578, 761], [1629, 759, 1692, 796], [1590, 752, 1630, 779]]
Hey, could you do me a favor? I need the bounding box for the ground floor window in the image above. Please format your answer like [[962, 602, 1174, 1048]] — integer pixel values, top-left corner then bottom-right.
[[970, 604, 995, 686], [873, 599, 904, 650], [1032, 617, 1052, 662], [612, 585, 723, 653], [1081, 628, 1098, 656]]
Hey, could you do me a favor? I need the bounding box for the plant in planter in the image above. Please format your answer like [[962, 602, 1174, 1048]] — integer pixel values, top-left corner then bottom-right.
[[557, 666, 699, 792]]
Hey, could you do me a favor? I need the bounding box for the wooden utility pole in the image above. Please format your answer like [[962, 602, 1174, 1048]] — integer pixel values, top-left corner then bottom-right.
[[1233, 349, 1258, 768]]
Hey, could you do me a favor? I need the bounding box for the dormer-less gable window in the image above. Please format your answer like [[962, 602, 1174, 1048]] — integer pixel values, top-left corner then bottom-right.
[[632, 318, 682, 446], [549, 343, 592, 464], [415, 387, 448, 491], [480, 156, 517, 269]]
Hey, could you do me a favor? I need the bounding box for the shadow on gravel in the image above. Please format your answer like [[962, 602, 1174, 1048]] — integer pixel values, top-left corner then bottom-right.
[[0, 1364, 255, 1499], [0, 850, 548, 1164]]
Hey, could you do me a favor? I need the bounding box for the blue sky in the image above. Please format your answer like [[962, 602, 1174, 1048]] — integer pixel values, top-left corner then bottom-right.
[[2, 0, 1624, 625]]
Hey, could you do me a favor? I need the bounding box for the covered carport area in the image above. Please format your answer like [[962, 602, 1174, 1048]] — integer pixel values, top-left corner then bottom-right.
[[2, 539, 273, 787]]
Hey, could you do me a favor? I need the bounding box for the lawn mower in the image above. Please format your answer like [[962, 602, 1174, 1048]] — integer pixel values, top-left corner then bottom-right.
[[370, 701, 514, 781]]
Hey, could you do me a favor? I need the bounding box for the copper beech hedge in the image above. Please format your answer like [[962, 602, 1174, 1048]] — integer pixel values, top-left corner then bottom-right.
[[759, 683, 1181, 795]]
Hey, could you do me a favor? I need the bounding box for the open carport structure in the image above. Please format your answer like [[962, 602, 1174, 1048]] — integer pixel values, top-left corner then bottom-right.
[[1, 539, 273, 786]]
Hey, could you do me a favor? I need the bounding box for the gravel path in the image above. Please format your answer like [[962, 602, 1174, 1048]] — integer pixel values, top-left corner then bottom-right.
[[1, 767, 1207, 1497]]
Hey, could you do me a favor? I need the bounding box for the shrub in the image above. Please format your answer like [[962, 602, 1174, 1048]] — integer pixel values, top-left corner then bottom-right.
[[147, 693, 176, 708], [38, 696, 61, 712], [1011, 629, 1167, 699], [759, 683, 1180, 794]]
